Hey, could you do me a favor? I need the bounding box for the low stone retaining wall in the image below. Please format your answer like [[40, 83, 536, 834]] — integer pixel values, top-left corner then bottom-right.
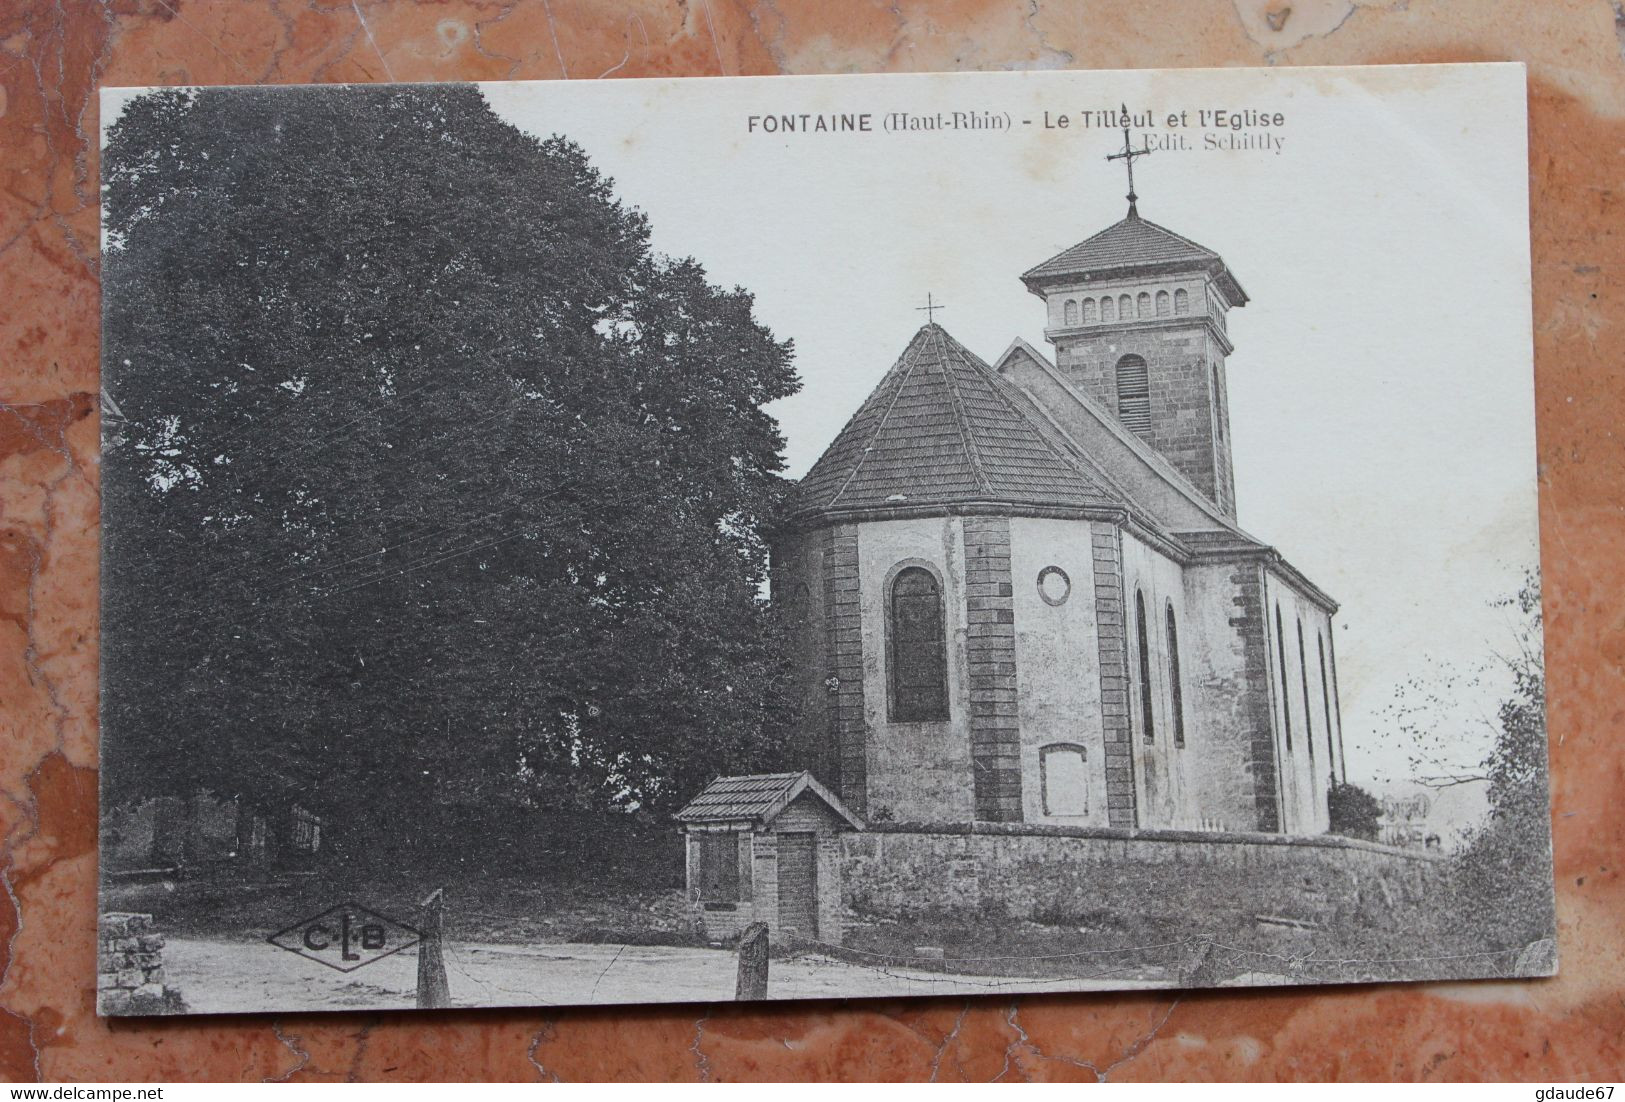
[[841, 823, 1444, 933], [98, 912, 183, 1015]]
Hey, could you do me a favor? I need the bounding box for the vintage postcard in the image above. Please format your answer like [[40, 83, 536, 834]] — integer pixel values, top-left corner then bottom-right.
[[98, 63, 1552, 1016]]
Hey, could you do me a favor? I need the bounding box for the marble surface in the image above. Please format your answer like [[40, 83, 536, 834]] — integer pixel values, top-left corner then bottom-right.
[[2, 0, 1622, 1081]]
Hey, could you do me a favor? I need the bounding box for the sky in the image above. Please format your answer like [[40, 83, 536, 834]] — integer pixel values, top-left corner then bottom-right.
[[103, 65, 1539, 816], [484, 64, 1538, 812]]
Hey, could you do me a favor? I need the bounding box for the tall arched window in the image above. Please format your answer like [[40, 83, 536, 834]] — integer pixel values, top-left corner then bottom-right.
[[1040, 743, 1089, 816], [1082, 298, 1098, 324], [1115, 355, 1151, 437], [1063, 298, 1078, 326], [1297, 618, 1316, 770], [1156, 290, 1171, 317], [1101, 296, 1116, 322], [1119, 293, 1133, 319], [1174, 288, 1190, 315], [889, 567, 948, 722], [1166, 602, 1186, 748], [1135, 589, 1155, 745], [1275, 605, 1292, 752], [1318, 632, 1335, 769], [1137, 291, 1152, 318], [1212, 364, 1225, 442]]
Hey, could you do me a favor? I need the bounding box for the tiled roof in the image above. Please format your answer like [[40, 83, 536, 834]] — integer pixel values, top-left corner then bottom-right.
[[792, 324, 1122, 519], [676, 773, 802, 822], [675, 771, 864, 828], [1022, 211, 1247, 305]]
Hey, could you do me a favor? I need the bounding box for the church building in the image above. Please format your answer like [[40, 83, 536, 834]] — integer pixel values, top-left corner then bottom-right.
[[771, 189, 1347, 838]]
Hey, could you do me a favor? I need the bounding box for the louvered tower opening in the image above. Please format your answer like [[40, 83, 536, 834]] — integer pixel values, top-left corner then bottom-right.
[[1115, 354, 1151, 437]]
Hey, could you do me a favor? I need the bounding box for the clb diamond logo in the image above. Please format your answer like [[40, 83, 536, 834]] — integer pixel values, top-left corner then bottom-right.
[[268, 902, 421, 973]]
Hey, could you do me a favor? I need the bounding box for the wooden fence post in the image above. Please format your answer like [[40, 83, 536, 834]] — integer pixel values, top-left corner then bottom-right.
[[416, 888, 450, 1009], [734, 922, 769, 1001]]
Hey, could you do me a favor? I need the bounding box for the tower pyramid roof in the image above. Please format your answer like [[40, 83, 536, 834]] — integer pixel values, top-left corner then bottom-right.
[[792, 324, 1120, 519], [1021, 210, 1248, 306]]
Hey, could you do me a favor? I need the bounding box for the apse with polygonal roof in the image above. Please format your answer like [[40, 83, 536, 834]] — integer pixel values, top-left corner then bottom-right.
[[772, 194, 1342, 838]]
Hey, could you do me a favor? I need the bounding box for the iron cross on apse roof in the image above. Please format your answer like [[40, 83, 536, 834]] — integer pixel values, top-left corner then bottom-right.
[[1106, 102, 1153, 215], [916, 292, 945, 324]]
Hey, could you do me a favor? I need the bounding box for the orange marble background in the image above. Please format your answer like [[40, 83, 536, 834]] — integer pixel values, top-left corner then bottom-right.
[[2, 0, 1621, 1082]]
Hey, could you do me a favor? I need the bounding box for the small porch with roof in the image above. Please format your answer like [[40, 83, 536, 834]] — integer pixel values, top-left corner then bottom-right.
[[675, 771, 863, 946]]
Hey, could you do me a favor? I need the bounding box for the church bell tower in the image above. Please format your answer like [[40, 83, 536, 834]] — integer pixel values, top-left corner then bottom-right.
[[1019, 112, 1248, 517]]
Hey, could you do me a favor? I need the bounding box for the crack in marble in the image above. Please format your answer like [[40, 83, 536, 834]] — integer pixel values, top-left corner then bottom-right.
[[526, 1020, 560, 1082], [992, 1002, 1027, 1082], [993, 998, 1181, 1083], [1015, 0, 1075, 69], [688, 1010, 712, 1082], [266, 1019, 311, 1083], [304, 0, 367, 86], [539, 0, 570, 78], [262, 0, 299, 83], [698, 0, 727, 75], [1094, 999, 1183, 1082], [597, 12, 650, 79], [926, 1001, 971, 1082], [346, 1017, 378, 1083], [470, 3, 524, 81], [349, 0, 396, 82]]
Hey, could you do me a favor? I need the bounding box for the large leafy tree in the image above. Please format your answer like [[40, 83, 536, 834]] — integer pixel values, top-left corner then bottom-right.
[[101, 85, 801, 847]]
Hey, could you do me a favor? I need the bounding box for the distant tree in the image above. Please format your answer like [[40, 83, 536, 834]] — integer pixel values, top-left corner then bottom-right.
[[1370, 571, 1553, 953], [100, 85, 802, 846], [1374, 571, 1545, 796], [1326, 781, 1381, 841], [1451, 574, 1554, 951]]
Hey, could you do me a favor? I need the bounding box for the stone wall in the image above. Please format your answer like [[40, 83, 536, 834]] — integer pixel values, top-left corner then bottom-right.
[[841, 824, 1442, 937], [97, 912, 182, 1016]]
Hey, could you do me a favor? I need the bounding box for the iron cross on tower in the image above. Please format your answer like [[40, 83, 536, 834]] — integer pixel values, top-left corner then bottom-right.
[[916, 292, 945, 325], [1106, 102, 1152, 216]]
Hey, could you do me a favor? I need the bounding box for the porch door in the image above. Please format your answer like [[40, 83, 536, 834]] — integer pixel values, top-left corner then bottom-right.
[[775, 832, 818, 940]]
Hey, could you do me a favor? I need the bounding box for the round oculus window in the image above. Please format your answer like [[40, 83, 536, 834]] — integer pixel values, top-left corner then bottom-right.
[[1037, 565, 1071, 606]]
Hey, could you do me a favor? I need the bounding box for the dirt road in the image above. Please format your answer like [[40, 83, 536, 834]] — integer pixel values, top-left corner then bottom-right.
[[159, 938, 1163, 1013]]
